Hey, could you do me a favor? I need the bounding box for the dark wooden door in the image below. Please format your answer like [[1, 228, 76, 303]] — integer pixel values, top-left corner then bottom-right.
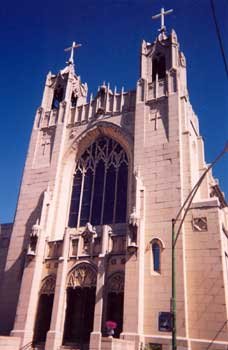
[[63, 287, 96, 346], [33, 293, 54, 344], [106, 292, 124, 337]]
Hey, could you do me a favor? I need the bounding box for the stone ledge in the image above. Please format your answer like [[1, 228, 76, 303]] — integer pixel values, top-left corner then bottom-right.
[[101, 337, 135, 350], [191, 197, 219, 209], [0, 336, 20, 350]]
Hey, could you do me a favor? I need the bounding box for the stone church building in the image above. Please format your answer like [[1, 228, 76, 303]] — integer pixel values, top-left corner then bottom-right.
[[0, 11, 228, 350]]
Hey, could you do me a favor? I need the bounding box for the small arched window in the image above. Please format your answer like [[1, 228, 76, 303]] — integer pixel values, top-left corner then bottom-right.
[[68, 137, 128, 228], [152, 242, 160, 272], [152, 54, 166, 81], [151, 238, 164, 274]]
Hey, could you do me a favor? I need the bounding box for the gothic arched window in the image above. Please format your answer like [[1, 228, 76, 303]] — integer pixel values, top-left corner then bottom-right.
[[152, 54, 166, 81], [152, 242, 160, 272], [68, 137, 128, 228]]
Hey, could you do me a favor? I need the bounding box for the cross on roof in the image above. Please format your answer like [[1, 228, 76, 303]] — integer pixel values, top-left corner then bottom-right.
[[152, 7, 173, 33], [64, 41, 82, 65]]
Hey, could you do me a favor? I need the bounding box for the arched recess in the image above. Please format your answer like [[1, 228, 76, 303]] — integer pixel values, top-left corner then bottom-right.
[[63, 263, 97, 345], [104, 272, 125, 338], [67, 262, 97, 289], [68, 136, 129, 228], [33, 275, 56, 344], [51, 121, 133, 240], [66, 121, 133, 164], [150, 238, 165, 274]]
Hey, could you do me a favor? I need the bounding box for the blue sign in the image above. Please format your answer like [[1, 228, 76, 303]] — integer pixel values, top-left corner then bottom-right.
[[158, 312, 173, 332]]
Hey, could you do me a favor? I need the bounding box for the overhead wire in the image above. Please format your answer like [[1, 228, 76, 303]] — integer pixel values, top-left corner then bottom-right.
[[210, 0, 228, 79]]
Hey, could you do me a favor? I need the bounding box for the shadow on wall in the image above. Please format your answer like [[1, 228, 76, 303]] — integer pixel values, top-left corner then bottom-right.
[[0, 192, 45, 335]]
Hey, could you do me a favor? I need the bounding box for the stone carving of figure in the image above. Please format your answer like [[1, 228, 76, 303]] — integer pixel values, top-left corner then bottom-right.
[[128, 206, 139, 244], [81, 222, 96, 254], [27, 220, 40, 256]]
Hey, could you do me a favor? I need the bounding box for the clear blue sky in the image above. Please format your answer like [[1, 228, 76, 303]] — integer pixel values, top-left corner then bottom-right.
[[0, 0, 227, 223]]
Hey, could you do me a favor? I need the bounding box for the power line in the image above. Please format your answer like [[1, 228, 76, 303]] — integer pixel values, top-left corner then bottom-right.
[[210, 0, 228, 79]]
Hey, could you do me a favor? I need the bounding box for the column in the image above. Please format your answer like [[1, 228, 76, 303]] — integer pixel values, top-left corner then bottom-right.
[[45, 231, 70, 350], [121, 176, 145, 350], [11, 191, 50, 348], [90, 225, 109, 350]]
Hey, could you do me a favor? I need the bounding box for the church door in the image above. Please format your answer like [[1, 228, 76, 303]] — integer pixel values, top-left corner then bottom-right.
[[63, 263, 97, 348], [33, 275, 56, 344], [63, 286, 96, 346], [33, 294, 54, 344], [105, 272, 124, 338], [106, 291, 124, 337]]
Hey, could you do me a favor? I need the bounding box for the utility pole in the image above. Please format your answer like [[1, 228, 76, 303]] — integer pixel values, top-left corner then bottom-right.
[[171, 142, 228, 350]]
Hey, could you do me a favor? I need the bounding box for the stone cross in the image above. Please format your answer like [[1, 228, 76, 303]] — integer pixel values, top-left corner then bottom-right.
[[152, 7, 173, 32], [150, 109, 161, 130], [64, 41, 82, 64], [41, 132, 51, 155]]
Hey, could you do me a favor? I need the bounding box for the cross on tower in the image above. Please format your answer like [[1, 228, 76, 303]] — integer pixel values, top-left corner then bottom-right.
[[64, 41, 82, 65], [150, 109, 161, 131], [152, 7, 173, 33], [41, 132, 51, 155]]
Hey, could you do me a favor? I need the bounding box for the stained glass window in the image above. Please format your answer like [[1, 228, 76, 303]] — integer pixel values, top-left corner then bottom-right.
[[68, 137, 128, 227]]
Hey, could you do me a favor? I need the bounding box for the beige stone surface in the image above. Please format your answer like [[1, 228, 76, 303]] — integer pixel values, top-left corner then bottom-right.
[[0, 336, 20, 350]]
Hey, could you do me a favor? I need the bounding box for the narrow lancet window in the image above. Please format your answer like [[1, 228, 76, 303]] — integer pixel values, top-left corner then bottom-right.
[[68, 170, 82, 228], [152, 242, 161, 272]]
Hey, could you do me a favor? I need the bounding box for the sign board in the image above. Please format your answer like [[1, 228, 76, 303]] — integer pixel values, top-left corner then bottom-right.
[[158, 312, 173, 332]]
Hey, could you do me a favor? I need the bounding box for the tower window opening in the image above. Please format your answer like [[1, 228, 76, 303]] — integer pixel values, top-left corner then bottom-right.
[[68, 136, 128, 228], [52, 86, 64, 109], [152, 55, 166, 81], [71, 93, 78, 107]]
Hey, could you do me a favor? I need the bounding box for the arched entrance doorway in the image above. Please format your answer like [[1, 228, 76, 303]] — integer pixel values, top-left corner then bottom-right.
[[33, 275, 56, 345], [105, 272, 124, 338], [63, 263, 97, 348]]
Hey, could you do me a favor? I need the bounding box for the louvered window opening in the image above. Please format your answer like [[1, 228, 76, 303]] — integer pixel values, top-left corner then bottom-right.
[[69, 137, 128, 228]]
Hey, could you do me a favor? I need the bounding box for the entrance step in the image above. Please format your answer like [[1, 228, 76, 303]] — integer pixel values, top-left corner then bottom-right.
[[60, 344, 88, 350], [30, 343, 44, 350], [60, 347, 80, 350], [32, 345, 44, 350]]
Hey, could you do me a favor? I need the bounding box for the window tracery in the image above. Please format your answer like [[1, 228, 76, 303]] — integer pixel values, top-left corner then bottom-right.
[[68, 137, 128, 228], [107, 272, 124, 294], [40, 275, 56, 295], [67, 263, 97, 289]]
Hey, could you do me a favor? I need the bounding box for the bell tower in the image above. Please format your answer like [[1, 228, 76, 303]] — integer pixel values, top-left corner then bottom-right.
[[0, 42, 88, 339], [40, 42, 87, 113], [124, 8, 191, 344]]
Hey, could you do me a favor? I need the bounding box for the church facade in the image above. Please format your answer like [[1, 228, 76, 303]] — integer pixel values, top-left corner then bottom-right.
[[0, 15, 228, 350]]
